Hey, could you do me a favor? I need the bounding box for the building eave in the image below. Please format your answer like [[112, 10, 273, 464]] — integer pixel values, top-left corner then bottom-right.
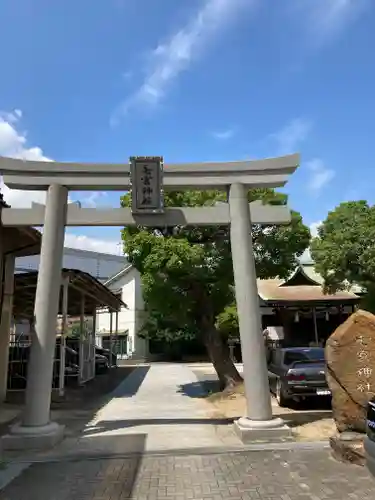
[[104, 263, 134, 287]]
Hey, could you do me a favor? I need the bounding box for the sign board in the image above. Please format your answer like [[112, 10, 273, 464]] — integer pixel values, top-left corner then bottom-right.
[[130, 156, 164, 214]]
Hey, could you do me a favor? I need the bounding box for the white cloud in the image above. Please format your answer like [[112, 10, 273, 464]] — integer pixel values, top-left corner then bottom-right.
[[111, 0, 254, 123], [121, 70, 133, 81], [0, 111, 122, 256], [293, 0, 369, 45], [269, 120, 335, 194], [0, 110, 52, 207], [0, 112, 50, 163], [77, 191, 109, 208], [0, 113, 109, 210], [270, 118, 312, 155], [64, 233, 121, 255], [309, 220, 322, 237], [0, 109, 22, 124], [298, 221, 323, 264], [307, 158, 335, 193], [299, 247, 313, 264], [211, 128, 235, 140]]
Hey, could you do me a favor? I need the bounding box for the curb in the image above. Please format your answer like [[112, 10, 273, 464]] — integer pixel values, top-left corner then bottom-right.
[[3, 440, 330, 465]]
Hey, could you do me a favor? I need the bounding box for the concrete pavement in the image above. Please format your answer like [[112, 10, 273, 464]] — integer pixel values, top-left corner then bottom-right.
[[31, 363, 241, 461]]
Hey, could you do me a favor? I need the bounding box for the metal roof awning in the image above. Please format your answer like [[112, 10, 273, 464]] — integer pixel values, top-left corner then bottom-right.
[[13, 268, 127, 318], [1, 195, 41, 257], [1, 226, 41, 257]]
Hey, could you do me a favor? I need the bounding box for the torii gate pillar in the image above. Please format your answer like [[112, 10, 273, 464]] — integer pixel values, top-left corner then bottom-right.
[[229, 183, 287, 440], [3, 184, 68, 449]]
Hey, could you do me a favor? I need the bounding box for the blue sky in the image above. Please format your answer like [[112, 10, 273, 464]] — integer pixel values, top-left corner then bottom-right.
[[0, 0, 374, 254]]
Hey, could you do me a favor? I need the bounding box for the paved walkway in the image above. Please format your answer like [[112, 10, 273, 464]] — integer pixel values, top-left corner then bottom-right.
[[2, 364, 375, 498], [36, 363, 240, 460], [2, 448, 374, 499]]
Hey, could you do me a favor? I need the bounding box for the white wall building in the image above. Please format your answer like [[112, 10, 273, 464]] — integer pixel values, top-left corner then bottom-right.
[[15, 247, 131, 346], [16, 247, 128, 283], [95, 265, 149, 359]]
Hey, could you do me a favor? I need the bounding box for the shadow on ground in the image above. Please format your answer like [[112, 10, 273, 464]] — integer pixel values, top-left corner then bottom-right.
[[110, 365, 150, 398], [56, 366, 151, 438], [178, 380, 219, 398], [1, 366, 139, 442], [273, 398, 332, 428], [277, 410, 332, 428], [1, 434, 147, 500], [81, 416, 235, 436]]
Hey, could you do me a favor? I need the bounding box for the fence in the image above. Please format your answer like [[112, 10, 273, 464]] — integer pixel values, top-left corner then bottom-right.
[[7, 334, 31, 391], [7, 332, 93, 393], [101, 334, 128, 362], [78, 326, 96, 385], [7, 335, 68, 391]]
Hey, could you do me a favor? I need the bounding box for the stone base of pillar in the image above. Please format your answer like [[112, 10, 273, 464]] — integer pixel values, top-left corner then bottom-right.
[[234, 416, 291, 443], [1, 421, 65, 451]]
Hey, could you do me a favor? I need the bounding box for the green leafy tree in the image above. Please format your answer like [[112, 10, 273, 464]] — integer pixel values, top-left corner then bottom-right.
[[121, 189, 310, 389], [311, 200, 375, 309], [215, 302, 238, 339], [68, 323, 81, 339]]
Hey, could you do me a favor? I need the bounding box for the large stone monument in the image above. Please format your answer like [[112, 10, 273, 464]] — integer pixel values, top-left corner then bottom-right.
[[326, 309, 375, 464]]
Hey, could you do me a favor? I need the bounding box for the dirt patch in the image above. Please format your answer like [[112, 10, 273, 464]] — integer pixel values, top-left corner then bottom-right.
[[205, 382, 336, 441]]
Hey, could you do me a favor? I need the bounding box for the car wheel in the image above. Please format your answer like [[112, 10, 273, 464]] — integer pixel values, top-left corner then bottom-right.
[[276, 379, 289, 407]]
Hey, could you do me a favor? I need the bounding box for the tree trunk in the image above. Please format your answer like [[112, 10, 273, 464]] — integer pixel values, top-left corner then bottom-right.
[[200, 316, 242, 390]]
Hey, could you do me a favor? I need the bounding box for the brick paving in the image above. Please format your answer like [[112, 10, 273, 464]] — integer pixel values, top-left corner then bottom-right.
[[1, 448, 374, 500]]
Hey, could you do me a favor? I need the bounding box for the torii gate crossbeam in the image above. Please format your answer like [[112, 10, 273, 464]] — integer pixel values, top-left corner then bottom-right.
[[2, 201, 291, 227]]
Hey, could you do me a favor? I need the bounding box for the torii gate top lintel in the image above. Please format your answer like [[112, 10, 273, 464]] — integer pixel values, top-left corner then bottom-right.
[[0, 153, 299, 191]]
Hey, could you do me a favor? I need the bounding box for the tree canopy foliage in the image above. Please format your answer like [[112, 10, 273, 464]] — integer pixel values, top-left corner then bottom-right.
[[121, 188, 310, 387], [311, 200, 375, 310], [311, 201, 375, 289]]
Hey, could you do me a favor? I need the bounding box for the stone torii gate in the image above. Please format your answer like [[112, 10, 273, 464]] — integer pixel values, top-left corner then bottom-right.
[[0, 154, 299, 448]]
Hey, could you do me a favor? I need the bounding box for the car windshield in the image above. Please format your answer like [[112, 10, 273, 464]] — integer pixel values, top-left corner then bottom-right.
[[284, 349, 325, 366]]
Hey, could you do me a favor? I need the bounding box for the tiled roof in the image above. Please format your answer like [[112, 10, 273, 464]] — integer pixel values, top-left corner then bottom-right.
[[257, 264, 361, 303], [257, 280, 359, 303]]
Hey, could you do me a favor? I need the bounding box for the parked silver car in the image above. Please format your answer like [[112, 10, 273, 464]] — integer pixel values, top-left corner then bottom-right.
[[268, 347, 331, 407]]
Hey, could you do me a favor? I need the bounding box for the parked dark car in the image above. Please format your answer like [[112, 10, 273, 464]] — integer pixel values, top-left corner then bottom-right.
[[96, 346, 117, 367], [95, 353, 109, 374], [267, 347, 331, 407], [7, 344, 80, 389], [52, 345, 80, 385], [67, 340, 116, 367], [365, 397, 375, 477]]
